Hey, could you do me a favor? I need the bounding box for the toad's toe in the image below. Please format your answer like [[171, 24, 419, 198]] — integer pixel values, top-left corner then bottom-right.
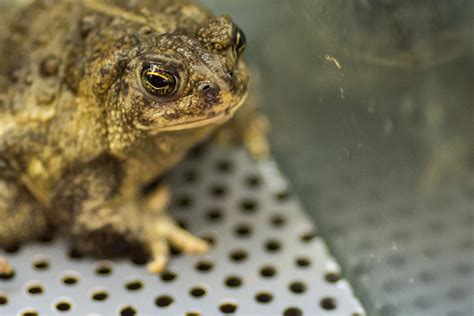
[[0, 256, 13, 275]]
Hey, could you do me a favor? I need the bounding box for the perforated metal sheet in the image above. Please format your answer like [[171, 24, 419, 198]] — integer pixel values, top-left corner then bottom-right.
[[0, 146, 365, 316], [312, 147, 474, 316]]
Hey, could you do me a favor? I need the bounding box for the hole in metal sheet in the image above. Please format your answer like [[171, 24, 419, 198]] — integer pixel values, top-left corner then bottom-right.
[[160, 270, 177, 282], [32, 259, 49, 270], [320, 297, 337, 310], [215, 160, 233, 173], [283, 307, 302, 316], [245, 174, 261, 188], [0, 294, 7, 305], [210, 184, 227, 197], [295, 256, 311, 268], [418, 270, 437, 284], [447, 287, 469, 301], [125, 280, 143, 291], [200, 233, 216, 246], [27, 284, 44, 295], [229, 249, 248, 262], [170, 245, 182, 257], [382, 279, 403, 293], [95, 264, 113, 276], [190, 286, 206, 298], [55, 301, 72, 312], [454, 262, 473, 275], [195, 260, 213, 272], [240, 199, 258, 214], [350, 261, 372, 277], [67, 248, 83, 259], [324, 271, 341, 283], [205, 207, 224, 222], [427, 221, 446, 233], [224, 275, 242, 288], [356, 239, 374, 251], [176, 219, 188, 230], [91, 290, 108, 302], [392, 229, 413, 243], [131, 253, 148, 266], [62, 275, 79, 286], [289, 281, 306, 294], [275, 190, 290, 202], [270, 214, 286, 227], [0, 269, 14, 280], [155, 295, 174, 307], [376, 303, 398, 316], [20, 310, 39, 316], [422, 247, 441, 259], [260, 265, 277, 278], [186, 312, 202, 316], [176, 194, 193, 209], [120, 306, 137, 316], [188, 144, 206, 160], [37, 232, 54, 244], [300, 231, 318, 242], [36, 232, 54, 243], [413, 296, 434, 309], [255, 292, 273, 303], [361, 212, 381, 226], [131, 250, 150, 266], [386, 254, 406, 267], [219, 302, 238, 314], [458, 239, 474, 251], [182, 169, 199, 183], [264, 239, 282, 252], [234, 223, 253, 237], [4, 244, 20, 253]]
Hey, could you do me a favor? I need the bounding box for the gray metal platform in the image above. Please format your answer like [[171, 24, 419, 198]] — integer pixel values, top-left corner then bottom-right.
[[0, 146, 365, 316]]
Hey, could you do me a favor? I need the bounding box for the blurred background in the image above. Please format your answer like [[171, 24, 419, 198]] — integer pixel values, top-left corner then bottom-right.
[[0, 0, 472, 315], [202, 1, 473, 315]]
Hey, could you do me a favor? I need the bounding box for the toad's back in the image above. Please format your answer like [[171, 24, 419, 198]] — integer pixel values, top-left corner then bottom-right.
[[0, 0, 214, 192], [0, 0, 207, 112]]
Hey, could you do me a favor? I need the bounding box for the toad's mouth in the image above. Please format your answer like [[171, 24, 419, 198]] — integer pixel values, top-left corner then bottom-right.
[[149, 94, 247, 133]]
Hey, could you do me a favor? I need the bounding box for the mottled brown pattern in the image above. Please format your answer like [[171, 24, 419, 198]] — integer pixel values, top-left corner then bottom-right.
[[0, 0, 259, 273]]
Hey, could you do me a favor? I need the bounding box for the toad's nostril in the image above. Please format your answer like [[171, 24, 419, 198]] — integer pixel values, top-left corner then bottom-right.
[[197, 81, 212, 92]]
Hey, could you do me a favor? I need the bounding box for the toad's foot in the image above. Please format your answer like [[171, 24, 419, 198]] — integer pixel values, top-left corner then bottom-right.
[[146, 217, 209, 274], [0, 256, 13, 275]]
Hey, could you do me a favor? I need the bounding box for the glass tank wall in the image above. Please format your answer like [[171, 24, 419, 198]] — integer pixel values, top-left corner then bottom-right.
[[202, 1, 473, 315]]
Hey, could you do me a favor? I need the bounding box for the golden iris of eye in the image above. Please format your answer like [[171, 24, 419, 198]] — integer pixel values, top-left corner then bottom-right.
[[234, 27, 246, 57], [140, 64, 178, 97]]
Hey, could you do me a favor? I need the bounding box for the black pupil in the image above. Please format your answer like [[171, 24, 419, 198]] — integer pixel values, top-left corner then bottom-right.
[[147, 73, 169, 89], [141, 64, 177, 96]]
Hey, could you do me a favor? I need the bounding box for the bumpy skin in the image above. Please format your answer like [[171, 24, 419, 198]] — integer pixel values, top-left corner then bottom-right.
[[0, 0, 265, 273]]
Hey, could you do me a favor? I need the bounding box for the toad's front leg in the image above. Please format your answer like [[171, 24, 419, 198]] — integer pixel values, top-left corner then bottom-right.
[[142, 185, 208, 273], [52, 158, 208, 274]]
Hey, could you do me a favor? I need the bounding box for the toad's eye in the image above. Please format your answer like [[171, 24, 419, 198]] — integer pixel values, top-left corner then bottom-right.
[[234, 26, 246, 58], [140, 64, 179, 97]]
